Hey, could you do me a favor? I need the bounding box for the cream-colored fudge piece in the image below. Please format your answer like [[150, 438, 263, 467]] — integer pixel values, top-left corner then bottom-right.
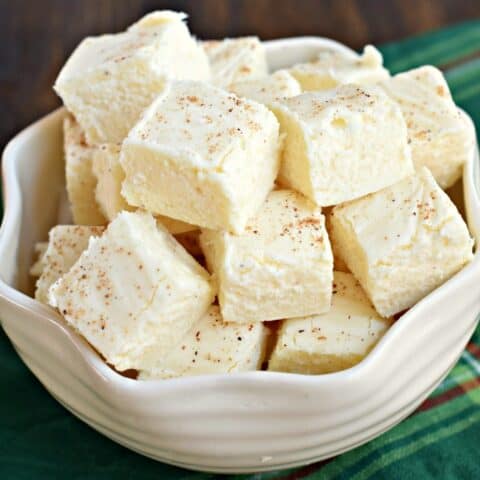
[[139, 306, 267, 379], [55, 11, 210, 144], [273, 84, 413, 206], [34, 225, 105, 304], [91, 143, 195, 232], [202, 36, 267, 87], [289, 45, 389, 92], [49, 211, 214, 371], [121, 81, 280, 233], [92, 143, 133, 221], [330, 168, 474, 317], [268, 271, 392, 374], [200, 189, 333, 323], [29, 242, 49, 277], [64, 116, 106, 225], [324, 208, 349, 273], [229, 70, 301, 106], [379, 66, 476, 189]]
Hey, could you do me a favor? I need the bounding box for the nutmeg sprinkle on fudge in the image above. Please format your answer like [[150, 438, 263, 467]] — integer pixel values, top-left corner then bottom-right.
[[379, 65, 476, 189], [120, 80, 280, 233], [229, 70, 301, 107], [329, 168, 474, 317], [34, 225, 105, 304], [200, 189, 333, 323], [48, 211, 215, 372], [202, 36, 267, 87], [55, 11, 210, 144], [269, 271, 392, 374], [138, 306, 268, 379], [272, 84, 414, 206]]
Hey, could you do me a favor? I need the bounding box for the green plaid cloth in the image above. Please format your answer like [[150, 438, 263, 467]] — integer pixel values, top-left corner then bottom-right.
[[1, 20, 479, 480]]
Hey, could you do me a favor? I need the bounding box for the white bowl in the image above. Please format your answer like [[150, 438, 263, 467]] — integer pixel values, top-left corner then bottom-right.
[[1, 37, 479, 474]]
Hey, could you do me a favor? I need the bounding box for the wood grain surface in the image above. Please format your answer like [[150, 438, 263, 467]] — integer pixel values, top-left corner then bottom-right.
[[1, 0, 479, 150]]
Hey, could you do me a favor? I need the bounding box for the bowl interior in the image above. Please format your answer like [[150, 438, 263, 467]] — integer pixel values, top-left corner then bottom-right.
[[1, 109, 66, 295]]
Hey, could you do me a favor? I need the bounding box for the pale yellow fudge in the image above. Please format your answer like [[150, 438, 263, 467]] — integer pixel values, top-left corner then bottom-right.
[[34, 225, 105, 304], [92, 143, 133, 221], [324, 208, 349, 273], [202, 36, 267, 87], [200, 189, 333, 323], [138, 306, 268, 379], [268, 271, 392, 374], [289, 45, 389, 91], [29, 242, 49, 277], [229, 70, 301, 106], [49, 211, 215, 371], [273, 84, 413, 206], [55, 11, 210, 144], [329, 168, 474, 317], [121, 81, 280, 233], [92, 143, 196, 233], [379, 66, 476, 189], [63, 116, 106, 225]]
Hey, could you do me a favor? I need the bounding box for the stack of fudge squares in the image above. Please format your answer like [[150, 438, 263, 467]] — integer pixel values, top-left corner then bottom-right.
[[30, 11, 475, 379]]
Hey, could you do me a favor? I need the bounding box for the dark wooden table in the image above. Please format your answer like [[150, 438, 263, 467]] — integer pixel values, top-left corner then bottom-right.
[[1, 0, 479, 151]]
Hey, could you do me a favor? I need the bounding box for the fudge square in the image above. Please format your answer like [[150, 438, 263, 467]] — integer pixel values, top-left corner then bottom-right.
[[379, 66, 476, 189], [92, 143, 196, 233], [202, 36, 267, 88], [63, 115, 106, 226], [49, 211, 215, 371], [272, 84, 414, 207], [30, 242, 48, 278], [289, 45, 389, 92], [228, 70, 302, 107], [54, 11, 210, 144], [268, 272, 392, 374], [329, 167, 474, 317], [34, 225, 105, 304], [120, 81, 280, 233], [92, 143, 133, 221], [200, 189, 333, 323], [138, 306, 268, 379]]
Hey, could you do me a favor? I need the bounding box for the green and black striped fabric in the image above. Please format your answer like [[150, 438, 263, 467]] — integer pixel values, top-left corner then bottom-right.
[[0, 20, 479, 480]]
